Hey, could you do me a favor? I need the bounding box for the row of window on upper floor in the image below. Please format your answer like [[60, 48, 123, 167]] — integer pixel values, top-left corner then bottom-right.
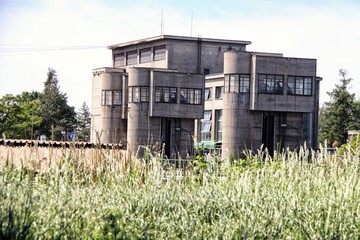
[[208, 74, 313, 98], [101, 87, 202, 106], [113, 45, 166, 67]]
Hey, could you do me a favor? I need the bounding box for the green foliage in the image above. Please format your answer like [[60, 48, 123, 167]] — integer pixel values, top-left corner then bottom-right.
[[76, 102, 91, 141], [338, 134, 360, 155], [0, 68, 78, 140], [38, 68, 76, 140], [1, 146, 360, 238], [319, 69, 360, 146], [0, 92, 42, 139]]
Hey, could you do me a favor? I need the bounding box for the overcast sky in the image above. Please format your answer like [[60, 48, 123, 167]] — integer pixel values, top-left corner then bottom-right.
[[0, 0, 359, 109]]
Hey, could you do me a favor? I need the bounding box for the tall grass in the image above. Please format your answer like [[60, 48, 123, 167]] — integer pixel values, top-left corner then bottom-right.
[[0, 144, 360, 239]]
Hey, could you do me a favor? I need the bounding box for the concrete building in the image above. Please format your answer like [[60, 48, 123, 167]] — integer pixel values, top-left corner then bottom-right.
[[91, 35, 321, 158]]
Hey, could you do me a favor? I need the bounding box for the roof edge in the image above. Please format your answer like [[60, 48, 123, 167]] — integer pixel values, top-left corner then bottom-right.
[[108, 35, 252, 49]]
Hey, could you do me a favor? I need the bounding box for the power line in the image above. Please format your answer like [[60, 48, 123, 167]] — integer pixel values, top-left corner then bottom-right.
[[0, 44, 106, 56]]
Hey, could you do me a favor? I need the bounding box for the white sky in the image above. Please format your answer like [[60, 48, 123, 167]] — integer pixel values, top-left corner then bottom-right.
[[0, 0, 359, 109]]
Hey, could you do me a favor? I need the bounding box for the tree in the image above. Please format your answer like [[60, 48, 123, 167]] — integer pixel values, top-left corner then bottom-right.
[[38, 68, 76, 141], [0, 91, 42, 139], [76, 102, 91, 141], [319, 69, 360, 146]]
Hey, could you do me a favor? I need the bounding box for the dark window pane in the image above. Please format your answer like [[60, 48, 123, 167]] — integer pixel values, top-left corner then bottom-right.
[[154, 45, 166, 61], [126, 50, 137, 65], [114, 53, 124, 67], [140, 48, 151, 63], [113, 91, 121, 105]]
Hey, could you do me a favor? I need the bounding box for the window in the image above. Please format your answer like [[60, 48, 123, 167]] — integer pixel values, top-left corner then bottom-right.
[[129, 87, 148, 102], [188, 89, 194, 104], [101, 90, 121, 106], [180, 88, 187, 104], [126, 50, 137, 65], [194, 89, 202, 104], [224, 75, 230, 93], [215, 110, 223, 141], [153, 45, 166, 61], [215, 86, 223, 99], [132, 87, 140, 102], [225, 74, 250, 93], [113, 91, 121, 105], [230, 74, 239, 93], [140, 48, 151, 63], [180, 88, 202, 105], [140, 87, 149, 102], [102, 90, 112, 106], [287, 76, 312, 96], [204, 88, 212, 100], [304, 77, 312, 95], [240, 75, 250, 93], [258, 74, 283, 94], [114, 53, 124, 67], [201, 110, 212, 141], [204, 68, 210, 75], [155, 87, 177, 103]]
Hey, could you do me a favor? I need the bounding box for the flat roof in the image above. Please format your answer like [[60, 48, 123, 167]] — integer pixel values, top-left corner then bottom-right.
[[108, 35, 252, 49]]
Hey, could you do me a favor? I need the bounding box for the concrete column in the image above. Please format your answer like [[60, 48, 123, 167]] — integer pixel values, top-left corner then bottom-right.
[[92, 70, 124, 144], [222, 51, 241, 158], [127, 68, 150, 155]]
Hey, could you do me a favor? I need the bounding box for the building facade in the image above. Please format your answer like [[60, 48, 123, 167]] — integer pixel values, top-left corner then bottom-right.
[[91, 35, 321, 158]]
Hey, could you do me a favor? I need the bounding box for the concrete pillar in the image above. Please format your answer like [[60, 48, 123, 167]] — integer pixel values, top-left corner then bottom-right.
[[222, 51, 242, 158], [91, 69, 125, 144], [127, 68, 150, 155]]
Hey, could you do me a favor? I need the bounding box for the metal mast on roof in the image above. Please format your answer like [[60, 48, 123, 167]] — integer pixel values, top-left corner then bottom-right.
[[161, 8, 164, 35], [191, 11, 193, 37]]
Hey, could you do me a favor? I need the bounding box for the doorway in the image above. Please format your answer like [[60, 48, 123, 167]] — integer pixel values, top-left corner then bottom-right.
[[262, 112, 274, 156]]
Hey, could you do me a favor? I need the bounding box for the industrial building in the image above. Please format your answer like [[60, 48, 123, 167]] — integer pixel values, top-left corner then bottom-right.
[[91, 35, 321, 158]]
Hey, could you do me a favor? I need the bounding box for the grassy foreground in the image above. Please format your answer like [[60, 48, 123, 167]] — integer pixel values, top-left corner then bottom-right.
[[1, 145, 360, 239]]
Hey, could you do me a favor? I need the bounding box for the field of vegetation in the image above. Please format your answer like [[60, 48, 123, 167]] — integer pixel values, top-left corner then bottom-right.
[[1, 143, 360, 239]]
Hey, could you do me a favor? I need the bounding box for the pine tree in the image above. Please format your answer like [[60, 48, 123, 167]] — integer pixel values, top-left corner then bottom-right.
[[319, 69, 360, 146], [76, 102, 91, 142], [38, 68, 76, 140]]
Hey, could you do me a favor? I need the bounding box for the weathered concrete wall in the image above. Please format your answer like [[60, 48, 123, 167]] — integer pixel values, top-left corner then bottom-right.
[[250, 54, 317, 112], [126, 68, 150, 154], [150, 70, 204, 119], [91, 68, 127, 144], [168, 40, 248, 74]]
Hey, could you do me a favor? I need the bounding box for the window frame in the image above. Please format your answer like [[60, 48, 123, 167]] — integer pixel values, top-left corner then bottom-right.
[[153, 45, 166, 61], [113, 90, 122, 105], [258, 74, 284, 94], [180, 88, 202, 105], [132, 86, 140, 102], [224, 75, 230, 93], [204, 87, 212, 100], [201, 110, 212, 142], [240, 74, 250, 93], [155, 87, 177, 103], [215, 86, 223, 99], [140, 48, 151, 63], [215, 109, 223, 142], [102, 90, 112, 106], [225, 74, 251, 93], [126, 50, 137, 65], [140, 87, 149, 102], [287, 76, 312, 96], [114, 53, 124, 68], [101, 90, 121, 106]]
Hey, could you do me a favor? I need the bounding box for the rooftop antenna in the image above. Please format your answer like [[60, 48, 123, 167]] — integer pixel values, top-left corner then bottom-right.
[[190, 11, 193, 37], [161, 8, 164, 35]]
